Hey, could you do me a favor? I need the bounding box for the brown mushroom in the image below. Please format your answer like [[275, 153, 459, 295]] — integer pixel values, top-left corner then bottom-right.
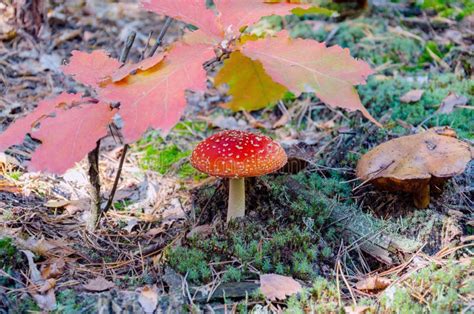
[[191, 130, 287, 222], [356, 127, 472, 208]]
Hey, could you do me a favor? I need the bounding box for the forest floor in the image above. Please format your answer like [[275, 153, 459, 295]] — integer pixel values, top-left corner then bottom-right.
[[0, 0, 473, 313]]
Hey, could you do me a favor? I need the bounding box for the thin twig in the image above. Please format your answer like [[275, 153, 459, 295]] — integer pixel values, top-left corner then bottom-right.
[[120, 32, 137, 63], [103, 144, 129, 213], [148, 17, 173, 57]]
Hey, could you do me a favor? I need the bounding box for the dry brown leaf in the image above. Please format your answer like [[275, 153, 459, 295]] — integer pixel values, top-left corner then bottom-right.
[[138, 285, 159, 313], [355, 276, 391, 292], [186, 224, 213, 239], [36, 278, 57, 294], [344, 305, 371, 314], [400, 89, 424, 103], [438, 93, 469, 114], [260, 274, 302, 301], [22, 250, 57, 311], [0, 181, 21, 194], [41, 258, 66, 279], [83, 276, 115, 292], [145, 226, 167, 237]]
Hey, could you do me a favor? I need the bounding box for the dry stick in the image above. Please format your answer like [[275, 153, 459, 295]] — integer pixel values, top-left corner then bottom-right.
[[148, 17, 173, 58], [103, 18, 173, 214], [86, 143, 101, 231], [86, 32, 137, 231]]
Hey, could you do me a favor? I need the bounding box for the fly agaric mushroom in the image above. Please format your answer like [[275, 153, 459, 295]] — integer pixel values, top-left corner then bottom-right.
[[191, 130, 287, 222], [356, 127, 472, 209]]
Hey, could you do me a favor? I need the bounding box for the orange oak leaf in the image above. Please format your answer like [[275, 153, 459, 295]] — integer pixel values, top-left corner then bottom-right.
[[241, 31, 380, 126], [215, 0, 310, 35], [29, 101, 115, 174], [62, 50, 121, 89], [141, 0, 223, 38], [0, 93, 86, 151], [111, 53, 165, 82], [98, 42, 215, 143]]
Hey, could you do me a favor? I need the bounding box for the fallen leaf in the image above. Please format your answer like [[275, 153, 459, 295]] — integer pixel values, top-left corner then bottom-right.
[[22, 250, 42, 283], [123, 218, 139, 233], [145, 226, 166, 237], [186, 224, 213, 239], [22, 250, 57, 311], [355, 276, 391, 292], [260, 274, 302, 301], [437, 93, 469, 114], [344, 305, 371, 314], [83, 276, 115, 292], [36, 278, 57, 294], [400, 89, 424, 103], [41, 258, 66, 279], [0, 181, 21, 193], [138, 285, 159, 313], [241, 31, 379, 126]]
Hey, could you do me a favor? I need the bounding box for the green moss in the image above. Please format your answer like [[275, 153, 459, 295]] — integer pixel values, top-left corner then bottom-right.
[[381, 260, 472, 313], [418, 0, 474, 20], [168, 247, 212, 283], [7, 171, 22, 181], [0, 237, 25, 286], [290, 17, 424, 71], [359, 73, 473, 139], [285, 277, 341, 313], [222, 266, 243, 282], [54, 289, 96, 313]]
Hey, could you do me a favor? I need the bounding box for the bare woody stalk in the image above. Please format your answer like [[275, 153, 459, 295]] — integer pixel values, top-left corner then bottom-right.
[[86, 32, 136, 231], [102, 18, 174, 214], [87, 18, 174, 229]]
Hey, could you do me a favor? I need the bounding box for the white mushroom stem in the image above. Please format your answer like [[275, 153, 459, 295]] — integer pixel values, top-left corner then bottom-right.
[[228, 178, 245, 222]]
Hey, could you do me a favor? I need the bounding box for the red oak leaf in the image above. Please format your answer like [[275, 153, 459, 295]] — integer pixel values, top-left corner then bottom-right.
[[29, 101, 115, 174], [215, 0, 309, 35], [98, 42, 215, 143], [241, 31, 380, 126], [140, 0, 223, 38], [0, 93, 115, 174], [62, 50, 121, 89], [0, 93, 86, 151]]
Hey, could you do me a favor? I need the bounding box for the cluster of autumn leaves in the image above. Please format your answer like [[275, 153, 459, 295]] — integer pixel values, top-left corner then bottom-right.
[[0, 0, 376, 174], [0, 0, 471, 210]]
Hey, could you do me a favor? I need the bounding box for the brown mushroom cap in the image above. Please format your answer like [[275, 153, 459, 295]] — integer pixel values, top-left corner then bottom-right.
[[356, 128, 472, 198], [190, 130, 287, 178]]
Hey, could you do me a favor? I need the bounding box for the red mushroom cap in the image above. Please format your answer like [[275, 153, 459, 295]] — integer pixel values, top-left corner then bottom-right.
[[191, 130, 288, 178]]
